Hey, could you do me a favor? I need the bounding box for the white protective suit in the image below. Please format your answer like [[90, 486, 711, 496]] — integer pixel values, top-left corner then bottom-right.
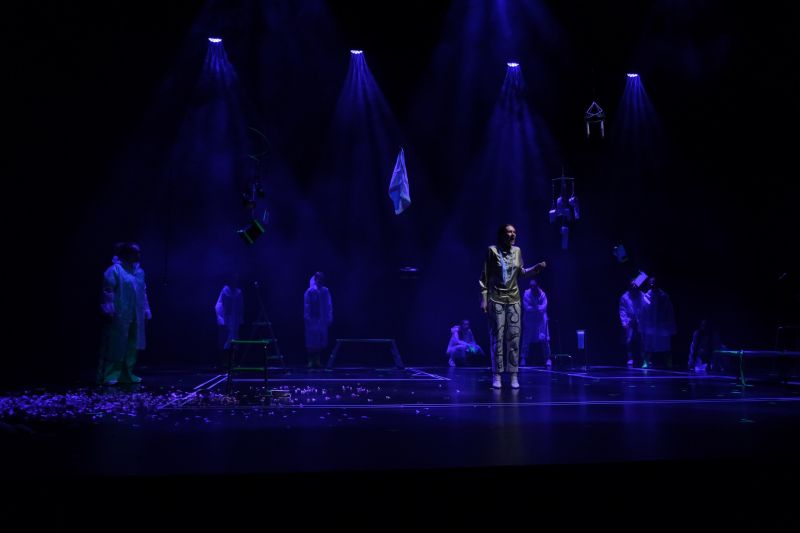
[[522, 287, 550, 344], [304, 275, 333, 350], [619, 288, 650, 364], [215, 285, 244, 350], [98, 258, 151, 384], [521, 286, 551, 365], [641, 287, 676, 353]]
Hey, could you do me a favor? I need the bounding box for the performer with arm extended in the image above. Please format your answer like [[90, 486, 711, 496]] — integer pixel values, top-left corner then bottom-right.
[[480, 224, 546, 389]]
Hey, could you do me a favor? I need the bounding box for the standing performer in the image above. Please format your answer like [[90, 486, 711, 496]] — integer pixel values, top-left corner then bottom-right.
[[641, 277, 676, 368], [480, 224, 546, 389], [98, 242, 152, 385], [619, 279, 650, 368], [521, 279, 551, 367], [304, 272, 333, 369], [215, 273, 244, 369]]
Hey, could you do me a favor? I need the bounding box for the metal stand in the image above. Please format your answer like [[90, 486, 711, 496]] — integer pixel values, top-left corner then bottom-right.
[[717, 349, 800, 388], [326, 338, 405, 369], [226, 338, 274, 394], [577, 328, 589, 372], [240, 281, 284, 367], [224, 281, 285, 396]]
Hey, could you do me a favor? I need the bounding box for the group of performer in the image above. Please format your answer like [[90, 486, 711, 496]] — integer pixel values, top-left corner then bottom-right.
[[213, 271, 333, 370], [96, 225, 687, 389]]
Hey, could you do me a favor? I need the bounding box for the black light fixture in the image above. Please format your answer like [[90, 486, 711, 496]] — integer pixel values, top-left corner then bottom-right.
[[237, 219, 265, 245], [241, 192, 257, 210]]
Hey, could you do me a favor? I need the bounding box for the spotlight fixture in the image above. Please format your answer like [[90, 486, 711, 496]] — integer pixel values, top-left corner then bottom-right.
[[208, 37, 222, 43], [507, 62, 520, 68], [626, 73, 639, 78], [350, 49, 363, 55]]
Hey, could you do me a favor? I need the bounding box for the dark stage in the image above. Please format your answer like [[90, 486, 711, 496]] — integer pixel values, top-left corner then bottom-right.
[[6, 363, 800, 475], [3, 360, 800, 528], [7, 0, 800, 529]]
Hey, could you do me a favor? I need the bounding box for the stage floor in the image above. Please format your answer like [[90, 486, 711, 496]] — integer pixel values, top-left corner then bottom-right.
[[4, 363, 800, 527], [3, 363, 800, 477]]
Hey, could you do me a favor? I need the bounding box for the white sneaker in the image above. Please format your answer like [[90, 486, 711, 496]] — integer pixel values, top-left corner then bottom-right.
[[492, 374, 502, 389], [545, 358, 552, 368], [510, 374, 520, 389], [448, 358, 456, 367], [627, 359, 634, 367]]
